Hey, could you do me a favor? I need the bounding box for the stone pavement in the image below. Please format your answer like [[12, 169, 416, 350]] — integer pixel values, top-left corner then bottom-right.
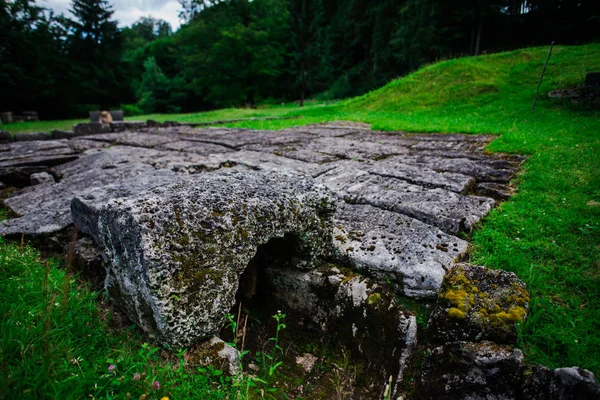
[[0, 122, 524, 299]]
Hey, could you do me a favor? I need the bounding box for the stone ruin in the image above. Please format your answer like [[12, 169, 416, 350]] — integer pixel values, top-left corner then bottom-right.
[[1, 121, 598, 398]]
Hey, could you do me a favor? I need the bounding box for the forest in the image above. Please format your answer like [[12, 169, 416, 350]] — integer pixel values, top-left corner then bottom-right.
[[1, 0, 599, 119]]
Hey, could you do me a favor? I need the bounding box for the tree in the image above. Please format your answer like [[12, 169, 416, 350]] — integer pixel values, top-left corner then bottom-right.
[[62, 0, 123, 108], [136, 56, 183, 113], [0, 0, 72, 118], [178, 0, 289, 108]]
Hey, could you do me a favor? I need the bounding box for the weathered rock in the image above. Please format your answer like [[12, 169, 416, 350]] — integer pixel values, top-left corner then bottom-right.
[[14, 132, 49, 142], [284, 125, 367, 137], [187, 337, 240, 375], [417, 342, 600, 400], [394, 154, 523, 183], [333, 203, 468, 298], [52, 146, 217, 180], [258, 136, 410, 162], [522, 365, 600, 399], [0, 140, 79, 185], [73, 122, 112, 136], [50, 129, 75, 140], [105, 131, 178, 148], [110, 121, 147, 132], [66, 138, 111, 152], [417, 342, 526, 400], [428, 264, 529, 345], [318, 165, 495, 234], [242, 142, 342, 164], [64, 236, 104, 284], [181, 128, 314, 148], [0, 130, 12, 144], [208, 150, 335, 178], [30, 171, 55, 185], [71, 169, 336, 347], [157, 140, 233, 155], [359, 159, 475, 193], [0, 160, 172, 238], [476, 181, 513, 200], [264, 264, 417, 388]]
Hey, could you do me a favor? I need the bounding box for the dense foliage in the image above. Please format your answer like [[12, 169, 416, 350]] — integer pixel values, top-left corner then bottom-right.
[[1, 0, 599, 118]]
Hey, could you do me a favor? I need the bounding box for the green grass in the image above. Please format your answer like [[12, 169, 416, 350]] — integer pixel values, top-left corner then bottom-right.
[[0, 100, 339, 134], [2, 43, 600, 396], [0, 239, 237, 399]]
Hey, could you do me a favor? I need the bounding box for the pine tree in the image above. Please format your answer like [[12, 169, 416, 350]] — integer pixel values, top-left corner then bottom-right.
[[63, 0, 123, 108]]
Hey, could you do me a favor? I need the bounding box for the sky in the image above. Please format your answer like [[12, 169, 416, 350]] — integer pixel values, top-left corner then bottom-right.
[[41, 0, 183, 30]]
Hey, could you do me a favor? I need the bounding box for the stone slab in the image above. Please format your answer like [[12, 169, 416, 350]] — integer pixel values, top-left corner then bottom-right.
[[71, 169, 336, 347], [333, 203, 468, 298], [318, 165, 495, 234]]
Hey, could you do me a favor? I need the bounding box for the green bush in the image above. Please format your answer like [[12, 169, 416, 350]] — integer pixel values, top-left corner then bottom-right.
[[120, 103, 144, 117]]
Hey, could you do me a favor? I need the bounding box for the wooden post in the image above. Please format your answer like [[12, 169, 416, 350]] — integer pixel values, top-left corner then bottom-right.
[[532, 41, 555, 113]]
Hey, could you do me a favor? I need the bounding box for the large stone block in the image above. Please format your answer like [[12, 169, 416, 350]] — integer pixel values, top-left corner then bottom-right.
[[428, 264, 529, 345], [417, 342, 600, 400], [264, 264, 417, 390], [333, 202, 468, 298], [71, 170, 336, 347]]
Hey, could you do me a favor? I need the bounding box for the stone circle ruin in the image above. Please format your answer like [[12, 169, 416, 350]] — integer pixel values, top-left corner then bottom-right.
[[1, 120, 598, 398]]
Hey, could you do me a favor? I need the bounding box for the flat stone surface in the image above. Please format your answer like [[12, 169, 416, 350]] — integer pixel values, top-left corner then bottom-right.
[[0, 140, 79, 184], [253, 136, 411, 161], [333, 203, 468, 298], [395, 154, 522, 183], [14, 132, 49, 142], [71, 169, 336, 346], [317, 165, 495, 234], [1, 123, 522, 300]]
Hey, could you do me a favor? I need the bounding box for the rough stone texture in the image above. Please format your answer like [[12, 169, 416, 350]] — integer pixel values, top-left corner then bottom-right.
[[317, 164, 495, 234], [70, 169, 336, 347], [395, 154, 523, 183], [0, 130, 12, 144], [64, 236, 104, 283], [264, 264, 417, 388], [14, 132, 49, 142], [187, 336, 240, 375], [208, 150, 335, 178], [417, 342, 600, 400], [333, 203, 468, 298], [1, 125, 523, 302], [30, 171, 55, 185], [0, 140, 79, 185], [50, 129, 75, 140], [428, 264, 529, 345], [73, 122, 112, 135], [522, 366, 600, 399], [418, 341, 524, 400], [476, 181, 513, 200], [361, 159, 475, 193]]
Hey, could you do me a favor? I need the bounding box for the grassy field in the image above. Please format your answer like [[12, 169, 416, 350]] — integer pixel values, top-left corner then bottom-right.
[[2, 43, 599, 397]]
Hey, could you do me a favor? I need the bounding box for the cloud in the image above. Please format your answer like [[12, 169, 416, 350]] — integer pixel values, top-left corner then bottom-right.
[[42, 0, 183, 30]]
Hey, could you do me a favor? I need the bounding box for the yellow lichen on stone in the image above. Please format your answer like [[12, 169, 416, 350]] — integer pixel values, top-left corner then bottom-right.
[[367, 292, 382, 306], [448, 307, 467, 320]]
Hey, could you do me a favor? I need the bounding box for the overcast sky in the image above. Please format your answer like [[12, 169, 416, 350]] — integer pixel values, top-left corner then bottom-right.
[[41, 0, 183, 30]]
